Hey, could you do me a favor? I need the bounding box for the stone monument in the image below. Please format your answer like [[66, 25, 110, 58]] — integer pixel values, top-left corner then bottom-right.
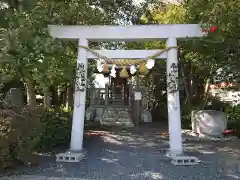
[[191, 110, 227, 137], [4, 88, 24, 108]]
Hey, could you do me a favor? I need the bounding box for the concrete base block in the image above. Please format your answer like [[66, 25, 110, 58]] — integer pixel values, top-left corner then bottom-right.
[[56, 149, 87, 162], [165, 151, 200, 166], [171, 155, 199, 165]]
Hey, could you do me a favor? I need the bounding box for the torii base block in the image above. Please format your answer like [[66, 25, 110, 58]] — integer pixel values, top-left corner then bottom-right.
[[56, 149, 87, 163], [166, 151, 200, 166], [171, 155, 199, 166]]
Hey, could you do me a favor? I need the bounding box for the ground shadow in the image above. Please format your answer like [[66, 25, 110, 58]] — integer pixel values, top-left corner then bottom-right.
[[2, 122, 240, 180]]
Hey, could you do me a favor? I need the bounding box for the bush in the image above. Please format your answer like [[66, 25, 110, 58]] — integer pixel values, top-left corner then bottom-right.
[[204, 96, 231, 111], [225, 105, 240, 129], [35, 108, 72, 152], [0, 102, 73, 170], [0, 105, 43, 170], [181, 104, 194, 129]]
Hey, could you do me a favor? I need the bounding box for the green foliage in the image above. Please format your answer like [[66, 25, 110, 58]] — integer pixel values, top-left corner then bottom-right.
[[0, 106, 43, 170], [225, 105, 240, 129], [35, 108, 72, 152], [133, 0, 240, 125], [0, 102, 74, 170], [183, 0, 240, 78], [0, 0, 145, 109], [204, 96, 231, 111], [0, 103, 74, 170]]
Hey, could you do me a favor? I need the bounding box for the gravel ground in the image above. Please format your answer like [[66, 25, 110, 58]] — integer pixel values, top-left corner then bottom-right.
[[1, 123, 240, 180]]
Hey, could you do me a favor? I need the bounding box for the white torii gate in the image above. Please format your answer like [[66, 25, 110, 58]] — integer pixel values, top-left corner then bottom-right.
[[49, 24, 203, 162]]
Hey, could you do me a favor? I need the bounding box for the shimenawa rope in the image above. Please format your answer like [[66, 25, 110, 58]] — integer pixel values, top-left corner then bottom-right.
[[78, 45, 179, 65]]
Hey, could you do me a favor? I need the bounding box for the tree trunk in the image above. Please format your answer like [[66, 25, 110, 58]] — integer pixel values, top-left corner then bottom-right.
[[59, 91, 64, 105], [59, 84, 67, 105], [179, 50, 191, 105], [43, 87, 51, 109], [201, 63, 214, 108], [189, 60, 194, 97], [25, 80, 37, 109], [50, 86, 58, 106], [202, 77, 211, 108], [180, 61, 191, 105], [66, 84, 73, 109]]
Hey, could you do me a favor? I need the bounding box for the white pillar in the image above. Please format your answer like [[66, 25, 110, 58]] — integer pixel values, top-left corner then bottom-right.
[[166, 37, 183, 155], [70, 39, 88, 151]]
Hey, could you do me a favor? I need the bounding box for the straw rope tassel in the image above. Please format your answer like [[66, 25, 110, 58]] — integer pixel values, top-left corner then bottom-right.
[[139, 62, 149, 75], [102, 63, 109, 73], [120, 66, 129, 78]]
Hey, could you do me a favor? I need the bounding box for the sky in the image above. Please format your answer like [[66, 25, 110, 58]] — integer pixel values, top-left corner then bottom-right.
[[133, 0, 146, 6]]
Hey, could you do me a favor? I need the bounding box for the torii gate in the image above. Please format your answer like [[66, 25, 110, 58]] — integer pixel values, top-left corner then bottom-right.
[[49, 24, 204, 162]]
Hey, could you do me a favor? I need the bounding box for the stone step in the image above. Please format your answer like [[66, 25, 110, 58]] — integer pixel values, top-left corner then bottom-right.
[[117, 122, 134, 127], [118, 108, 129, 111], [118, 114, 131, 118], [103, 118, 118, 122], [111, 98, 124, 100], [103, 113, 117, 116], [104, 108, 117, 112], [118, 118, 132, 122], [103, 116, 131, 120], [103, 113, 130, 117], [105, 108, 129, 111], [106, 108, 128, 110], [103, 111, 129, 116], [103, 114, 118, 119], [103, 117, 132, 122], [118, 111, 130, 115], [101, 108, 133, 127], [111, 94, 123, 97], [102, 121, 134, 127]]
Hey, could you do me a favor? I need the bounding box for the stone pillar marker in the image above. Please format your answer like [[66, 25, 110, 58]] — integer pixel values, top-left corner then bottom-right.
[[166, 37, 183, 156]]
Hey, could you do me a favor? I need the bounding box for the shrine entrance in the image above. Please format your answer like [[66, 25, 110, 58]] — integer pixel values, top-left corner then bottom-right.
[[48, 24, 204, 162], [110, 72, 129, 105]]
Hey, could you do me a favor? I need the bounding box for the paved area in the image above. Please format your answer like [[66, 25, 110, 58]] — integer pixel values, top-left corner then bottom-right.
[[1, 123, 240, 180]]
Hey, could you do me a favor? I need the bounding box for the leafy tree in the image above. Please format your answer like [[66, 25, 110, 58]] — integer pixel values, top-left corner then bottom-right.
[[126, 0, 240, 123], [0, 0, 145, 108]]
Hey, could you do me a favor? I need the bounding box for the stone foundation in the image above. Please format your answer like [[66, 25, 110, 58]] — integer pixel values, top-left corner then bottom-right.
[[56, 150, 87, 162]]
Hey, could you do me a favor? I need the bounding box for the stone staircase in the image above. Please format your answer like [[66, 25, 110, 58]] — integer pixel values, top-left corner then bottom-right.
[[109, 94, 125, 105], [101, 107, 134, 127]]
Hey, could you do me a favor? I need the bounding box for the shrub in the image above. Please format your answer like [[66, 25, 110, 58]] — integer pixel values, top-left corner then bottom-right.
[[35, 108, 72, 152], [0, 104, 73, 170], [181, 104, 193, 129], [225, 105, 240, 129], [0, 105, 43, 170], [204, 96, 231, 111]]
